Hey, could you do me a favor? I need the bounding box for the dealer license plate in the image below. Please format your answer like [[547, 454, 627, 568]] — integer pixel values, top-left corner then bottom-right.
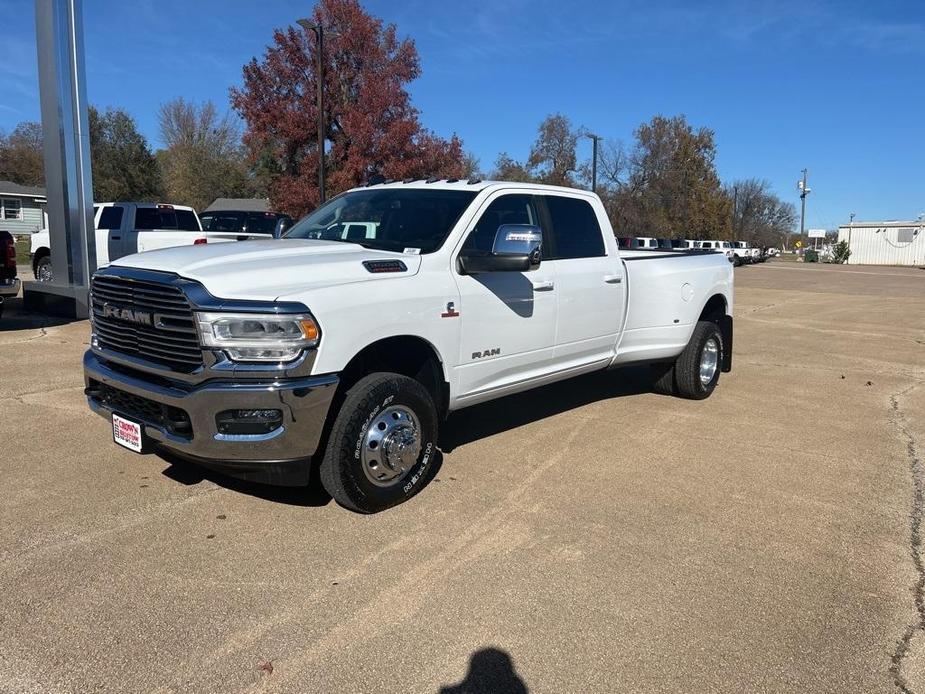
[[112, 413, 143, 453]]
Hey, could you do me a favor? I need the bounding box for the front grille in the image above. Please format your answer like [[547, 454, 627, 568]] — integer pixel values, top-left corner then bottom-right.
[[89, 380, 192, 438], [91, 274, 203, 371]]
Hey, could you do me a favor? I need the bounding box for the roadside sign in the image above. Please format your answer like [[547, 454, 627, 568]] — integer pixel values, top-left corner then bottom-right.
[[808, 229, 827, 238], [795, 241, 802, 248]]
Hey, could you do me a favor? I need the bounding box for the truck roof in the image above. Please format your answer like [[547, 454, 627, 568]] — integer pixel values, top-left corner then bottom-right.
[[96, 202, 196, 211], [349, 179, 597, 197]]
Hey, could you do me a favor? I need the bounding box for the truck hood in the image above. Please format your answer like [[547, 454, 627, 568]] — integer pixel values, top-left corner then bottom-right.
[[111, 239, 422, 300]]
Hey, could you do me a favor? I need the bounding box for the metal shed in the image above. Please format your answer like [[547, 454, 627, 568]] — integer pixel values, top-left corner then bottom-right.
[[837, 220, 924, 266]]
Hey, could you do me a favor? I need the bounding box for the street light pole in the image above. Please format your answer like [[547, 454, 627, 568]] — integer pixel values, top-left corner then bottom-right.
[[798, 168, 810, 243], [586, 133, 601, 193], [297, 19, 326, 204]]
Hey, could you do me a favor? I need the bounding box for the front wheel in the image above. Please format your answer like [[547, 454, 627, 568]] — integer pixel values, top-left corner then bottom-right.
[[674, 320, 724, 400], [319, 372, 439, 513]]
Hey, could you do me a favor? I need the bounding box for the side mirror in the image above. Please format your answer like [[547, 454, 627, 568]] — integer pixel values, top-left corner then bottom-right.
[[273, 218, 291, 239], [458, 224, 542, 274]]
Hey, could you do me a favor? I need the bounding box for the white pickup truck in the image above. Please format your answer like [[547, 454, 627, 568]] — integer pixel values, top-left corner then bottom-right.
[[83, 180, 734, 513], [30, 202, 261, 282]]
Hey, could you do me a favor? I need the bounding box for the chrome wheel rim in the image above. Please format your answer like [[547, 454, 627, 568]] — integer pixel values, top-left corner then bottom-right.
[[699, 337, 719, 386], [360, 405, 422, 487], [37, 261, 53, 282]]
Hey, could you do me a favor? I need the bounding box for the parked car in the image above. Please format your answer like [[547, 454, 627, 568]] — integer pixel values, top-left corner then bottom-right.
[[671, 239, 698, 250], [83, 180, 734, 513], [30, 203, 268, 282], [697, 240, 734, 262], [729, 241, 757, 267], [199, 210, 293, 237], [0, 230, 20, 318]]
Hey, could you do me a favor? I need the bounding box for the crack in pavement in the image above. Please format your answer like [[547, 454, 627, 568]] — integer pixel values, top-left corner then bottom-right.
[[889, 383, 924, 694]]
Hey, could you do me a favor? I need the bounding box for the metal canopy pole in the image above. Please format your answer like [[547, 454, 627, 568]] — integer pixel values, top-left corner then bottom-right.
[[25, 0, 95, 318]]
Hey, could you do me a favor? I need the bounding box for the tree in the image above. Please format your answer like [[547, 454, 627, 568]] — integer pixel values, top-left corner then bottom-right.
[[611, 115, 731, 239], [527, 114, 578, 186], [728, 178, 796, 248], [157, 98, 255, 211], [89, 106, 163, 202], [490, 114, 580, 186], [230, 0, 466, 217], [0, 122, 45, 186]]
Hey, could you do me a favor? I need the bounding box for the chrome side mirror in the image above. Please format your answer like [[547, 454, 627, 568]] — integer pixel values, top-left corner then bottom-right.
[[458, 224, 542, 274]]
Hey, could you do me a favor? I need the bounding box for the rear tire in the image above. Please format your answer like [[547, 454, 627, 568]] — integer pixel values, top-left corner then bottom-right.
[[35, 255, 53, 282], [319, 372, 438, 514], [674, 320, 724, 400]]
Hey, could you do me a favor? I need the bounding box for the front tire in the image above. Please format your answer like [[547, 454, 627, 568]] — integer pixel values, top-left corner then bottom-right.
[[319, 372, 438, 513], [674, 320, 724, 400]]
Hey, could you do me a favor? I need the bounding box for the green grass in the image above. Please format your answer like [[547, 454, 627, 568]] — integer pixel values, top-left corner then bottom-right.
[[14, 235, 31, 266]]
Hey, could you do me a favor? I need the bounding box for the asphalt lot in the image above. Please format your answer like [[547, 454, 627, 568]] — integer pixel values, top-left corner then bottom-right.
[[1, 261, 923, 693]]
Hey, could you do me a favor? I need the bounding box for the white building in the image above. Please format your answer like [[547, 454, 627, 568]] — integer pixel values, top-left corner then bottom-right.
[[837, 220, 924, 266]]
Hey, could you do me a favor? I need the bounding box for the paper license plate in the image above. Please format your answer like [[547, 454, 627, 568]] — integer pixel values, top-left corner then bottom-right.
[[112, 413, 143, 453]]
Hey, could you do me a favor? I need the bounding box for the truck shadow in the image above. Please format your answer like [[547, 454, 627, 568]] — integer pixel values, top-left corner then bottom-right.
[[439, 365, 653, 453], [155, 365, 653, 507]]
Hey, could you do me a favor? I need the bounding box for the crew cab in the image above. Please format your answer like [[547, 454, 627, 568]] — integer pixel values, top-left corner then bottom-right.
[[83, 181, 733, 513], [0, 230, 20, 318], [30, 203, 263, 282]]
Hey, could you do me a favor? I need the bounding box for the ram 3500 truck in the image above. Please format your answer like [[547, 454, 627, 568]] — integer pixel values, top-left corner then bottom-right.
[[83, 181, 733, 513]]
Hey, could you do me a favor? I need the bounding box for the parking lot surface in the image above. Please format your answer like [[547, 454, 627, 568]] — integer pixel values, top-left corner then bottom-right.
[[1, 262, 923, 693]]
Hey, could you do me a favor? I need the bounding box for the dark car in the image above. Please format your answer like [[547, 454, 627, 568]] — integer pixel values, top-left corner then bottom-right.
[[199, 210, 294, 237], [0, 231, 21, 319]]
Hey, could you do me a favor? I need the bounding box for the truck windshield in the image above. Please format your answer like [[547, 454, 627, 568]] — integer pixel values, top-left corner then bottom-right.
[[285, 189, 478, 253]]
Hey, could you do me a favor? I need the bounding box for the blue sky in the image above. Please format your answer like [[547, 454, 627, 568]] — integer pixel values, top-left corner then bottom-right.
[[1, 0, 923, 228]]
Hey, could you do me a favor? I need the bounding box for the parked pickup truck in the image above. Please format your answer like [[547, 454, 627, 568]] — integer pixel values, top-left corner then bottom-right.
[[0, 230, 20, 318], [83, 181, 734, 513], [30, 202, 263, 282]]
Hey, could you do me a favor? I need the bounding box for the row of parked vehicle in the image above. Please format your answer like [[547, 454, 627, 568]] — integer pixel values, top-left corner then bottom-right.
[[617, 236, 769, 267], [29, 202, 293, 283]]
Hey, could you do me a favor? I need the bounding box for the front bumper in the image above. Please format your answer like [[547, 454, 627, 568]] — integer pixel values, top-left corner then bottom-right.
[[84, 350, 339, 485], [0, 278, 20, 297]]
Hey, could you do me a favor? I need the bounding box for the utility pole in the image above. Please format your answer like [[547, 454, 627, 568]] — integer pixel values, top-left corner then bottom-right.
[[798, 168, 810, 245], [297, 19, 326, 204], [586, 133, 601, 193]]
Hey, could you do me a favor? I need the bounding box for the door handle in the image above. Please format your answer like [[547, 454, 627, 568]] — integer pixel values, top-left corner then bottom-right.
[[110, 235, 121, 240], [603, 274, 622, 284], [531, 280, 555, 292]]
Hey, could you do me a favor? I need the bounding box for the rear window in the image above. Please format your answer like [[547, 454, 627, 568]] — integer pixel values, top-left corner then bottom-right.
[[247, 212, 280, 234], [134, 207, 200, 231], [544, 196, 605, 260], [201, 212, 246, 232]]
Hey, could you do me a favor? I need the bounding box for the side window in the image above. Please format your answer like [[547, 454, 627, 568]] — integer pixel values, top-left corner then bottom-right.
[[97, 206, 124, 230], [199, 213, 214, 231], [545, 196, 605, 259], [462, 194, 539, 254], [134, 207, 167, 230]]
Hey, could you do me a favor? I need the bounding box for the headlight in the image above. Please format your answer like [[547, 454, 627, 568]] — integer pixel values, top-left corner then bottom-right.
[[195, 312, 320, 363]]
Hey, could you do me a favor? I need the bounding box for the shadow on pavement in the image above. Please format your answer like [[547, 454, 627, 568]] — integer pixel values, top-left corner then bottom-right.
[[157, 450, 333, 508], [0, 295, 84, 330], [440, 364, 653, 453], [439, 647, 528, 694]]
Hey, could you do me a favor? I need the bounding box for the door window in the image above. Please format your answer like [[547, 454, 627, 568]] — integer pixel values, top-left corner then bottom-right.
[[544, 196, 605, 259], [462, 194, 540, 254], [97, 206, 124, 230]]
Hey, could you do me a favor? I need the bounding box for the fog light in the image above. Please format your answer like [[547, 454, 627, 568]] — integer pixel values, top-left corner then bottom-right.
[[216, 409, 282, 435]]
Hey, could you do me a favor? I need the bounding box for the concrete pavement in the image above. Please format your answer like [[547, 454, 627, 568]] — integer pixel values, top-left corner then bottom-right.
[[1, 262, 923, 693]]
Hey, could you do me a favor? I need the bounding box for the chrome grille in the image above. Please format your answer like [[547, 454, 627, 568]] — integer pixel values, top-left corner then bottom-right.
[[90, 274, 202, 371]]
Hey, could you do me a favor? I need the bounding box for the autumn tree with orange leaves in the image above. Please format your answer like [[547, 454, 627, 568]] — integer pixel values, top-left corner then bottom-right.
[[231, 0, 467, 217]]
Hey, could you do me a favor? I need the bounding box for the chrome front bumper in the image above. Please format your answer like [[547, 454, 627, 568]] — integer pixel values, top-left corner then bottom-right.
[[84, 350, 339, 483]]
